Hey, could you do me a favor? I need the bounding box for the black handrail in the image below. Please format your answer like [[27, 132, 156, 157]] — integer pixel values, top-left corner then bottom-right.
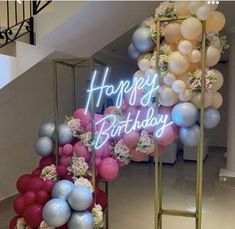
[[0, 0, 52, 48]]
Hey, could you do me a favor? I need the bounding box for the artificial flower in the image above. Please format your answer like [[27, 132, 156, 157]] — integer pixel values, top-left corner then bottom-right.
[[113, 140, 130, 165], [137, 131, 155, 154], [73, 176, 94, 193], [67, 156, 89, 177], [92, 204, 104, 229], [40, 164, 58, 181]]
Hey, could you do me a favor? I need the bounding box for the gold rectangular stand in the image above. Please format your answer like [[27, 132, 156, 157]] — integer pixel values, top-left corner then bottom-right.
[[154, 18, 206, 229]]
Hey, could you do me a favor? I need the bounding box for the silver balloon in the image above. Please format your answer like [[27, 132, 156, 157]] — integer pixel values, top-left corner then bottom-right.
[[132, 27, 154, 53], [42, 198, 71, 227], [68, 211, 94, 229], [179, 124, 200, 147], [128, 43, 140, 60], [204, 107, 220, 129], [35, 136, 54, 157], [52, 180, 74, 200], [68, 186, 93, 211], [39, 122, 55, 138], [172, 102, 199, 127], [59, 124, 73, 145]]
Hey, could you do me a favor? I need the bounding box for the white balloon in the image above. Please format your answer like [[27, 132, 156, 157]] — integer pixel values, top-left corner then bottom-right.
[[172, 80, 186, 93], [206, 46, 221, 67], [190, 50, 201, 63], [196, 5, 211, 20], [168, 51, 189, 75], [178, 40, 193, 56], [163, 73, 176, 86], [138, 58, 151, 71], [133, 70, 144, 79], [180, 17, 202, 40], [188, 1, 204, 14], [159, 86, 178, 107]]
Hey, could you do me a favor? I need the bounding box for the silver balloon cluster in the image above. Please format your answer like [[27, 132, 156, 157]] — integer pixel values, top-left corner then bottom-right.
[[42, 180, 94, 229], [171, 102, 220, 146], [128, 26, 154, 60], [35, 122, 74, 157]]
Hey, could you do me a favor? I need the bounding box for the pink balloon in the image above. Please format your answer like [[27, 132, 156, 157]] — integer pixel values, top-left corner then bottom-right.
[[23, 191, 36, 205], [23, 203, 43, 228], [122, 131, 140, 149], [32, 167, 42, 177], [16, 174, 32, 193], [126, 106, 138, 119], [30, 177, 43, 192], [98, 158, 119, 181], [138, 107, 150, 122], [36, 190, 50, 204], [60, 156, 71, 167], [73, 108, 91, 128], [121, 99, 128, 112], [130, 149, 148, 162], [13, 195, 25, 216], [63, 144, 73, 156], [39, 156, 55, 168], [42, 180, 54, 193], [157, 125, 176, 146], [74, 142, 91, 161], [95, 157, 102, 166], [95, 142, 111, 158], [125, 89, 143, 106]]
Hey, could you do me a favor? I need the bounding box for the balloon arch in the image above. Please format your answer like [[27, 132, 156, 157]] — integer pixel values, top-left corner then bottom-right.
[[10, 1, 227, 229]]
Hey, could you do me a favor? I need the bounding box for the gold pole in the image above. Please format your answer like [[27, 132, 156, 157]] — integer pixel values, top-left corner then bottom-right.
[[196, 20, 206, 229], [89, 58, 97, 204], [105, 181, 109, 229], [53, 60, 59, 168], [154, 20, 161, 229]]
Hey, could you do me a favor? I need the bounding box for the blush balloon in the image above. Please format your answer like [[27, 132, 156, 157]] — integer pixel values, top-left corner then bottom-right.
[[122, 131, 140, 149], [74, 142, 91, 161], [73, 108, 91, 129], [157, 125, 176, 146], [99, 158, 119, 181], [126, 106, 138, 119], [130, 149, 148, 162]]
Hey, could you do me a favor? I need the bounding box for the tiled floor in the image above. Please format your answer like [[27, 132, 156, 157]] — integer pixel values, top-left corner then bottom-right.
[[1, 150, 235, 229]]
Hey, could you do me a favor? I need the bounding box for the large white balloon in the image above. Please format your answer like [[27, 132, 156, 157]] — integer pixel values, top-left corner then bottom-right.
[[164, 23, 181, 43], [196, 4, 211, 20], [163, 73, 176, 86], [188, 1, 204, 14], [178, 40, 193, 56], [159, 86, 178, 107], [206, 46, 221, 67], [138, 58, 151, 71], [168, 51, 189, 75], [172, 80, 186, 93], [181, 17, 202, 40], [211, 70, 224, 91]]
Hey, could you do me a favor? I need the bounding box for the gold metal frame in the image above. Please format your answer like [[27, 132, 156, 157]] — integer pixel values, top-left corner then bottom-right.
[[52, 58, 109, 229], [154, 17, 206, 229]]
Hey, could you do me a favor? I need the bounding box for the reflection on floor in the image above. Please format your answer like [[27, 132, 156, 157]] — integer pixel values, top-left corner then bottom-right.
[[1, 150, 235, 229]]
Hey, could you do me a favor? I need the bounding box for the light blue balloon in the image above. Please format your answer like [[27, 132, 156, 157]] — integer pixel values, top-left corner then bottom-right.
[[35, 136, 54, 157], [39, 122, 55, 138], [172, 102, 199, 128], [132, 27, 154, 53], [204, 107, 220, 129], [67, 186, 93, 211], [42, 198, 71, 227], [179, 124, 200, 147], [52, 180, 74, 200], [58, 124, 73, 145], [128, 43, 140, 60], [68, 211, 94, 229]]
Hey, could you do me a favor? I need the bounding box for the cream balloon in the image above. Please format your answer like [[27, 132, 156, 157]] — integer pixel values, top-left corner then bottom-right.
[[177, 74, 190, 87], [206, 11, 225, 32], [159, 86, 178, 107], [172, 80, 186, 93], [138, 58, 151, 71], [178, 40, 193, 56], [191, 92, 213, 109], [164, 23, 181, 43], [179, 90, 192, 102], [211, 70, 224, 91], [212, 92, 223, 109], [175, 1, 191, 16], [133, 70, 144, 79], [168, 51, 189, 75], [150, 55, 156, 68], [196, 4, 211, 20], [163, 73, 176, 86], [181, 17, 202, 40], [206, 46, 221, 67], [190, 50, 201, 63], [188, 1, 204, 14]]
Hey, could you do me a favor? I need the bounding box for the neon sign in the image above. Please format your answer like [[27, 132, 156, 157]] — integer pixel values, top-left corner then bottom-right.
[[85, 68, 173, 149]]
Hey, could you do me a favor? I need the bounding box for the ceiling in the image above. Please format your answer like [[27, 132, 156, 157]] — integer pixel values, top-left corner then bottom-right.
[[99, 1, 235, 62]]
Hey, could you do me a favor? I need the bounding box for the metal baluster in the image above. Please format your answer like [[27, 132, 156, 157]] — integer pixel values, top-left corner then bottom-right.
[[15, 1, 18, 25], [22, 1, 25, 21], [6, 1, 10, 28]]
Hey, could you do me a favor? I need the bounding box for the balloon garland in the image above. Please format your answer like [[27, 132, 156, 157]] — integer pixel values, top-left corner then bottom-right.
[[10, 1, 228, 228]]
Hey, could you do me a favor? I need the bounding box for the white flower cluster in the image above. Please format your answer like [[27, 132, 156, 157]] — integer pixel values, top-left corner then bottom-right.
[[40, 164, 58, 181], [67, 156, 89, 177], [137, 131, 155, 154], [92, 204, 104, 229], [74, 176, 94, 193], [113, 140, 130, 165], [66, 117, 83, 137]]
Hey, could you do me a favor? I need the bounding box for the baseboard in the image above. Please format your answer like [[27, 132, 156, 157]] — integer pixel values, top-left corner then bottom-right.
[[0, 192, 18, 204]]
